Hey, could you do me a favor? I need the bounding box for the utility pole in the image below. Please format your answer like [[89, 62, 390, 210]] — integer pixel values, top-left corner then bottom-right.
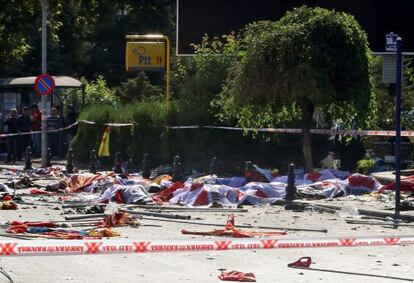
[[41, 0, 48, 167]]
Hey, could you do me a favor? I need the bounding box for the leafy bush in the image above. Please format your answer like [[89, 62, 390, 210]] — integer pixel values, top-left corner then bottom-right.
[[114, 72, 163, 104], [71, 99, 170, 164], [357, 158, 375, 174], [66, 76, 118, 109], [71, 95, 333, 174]]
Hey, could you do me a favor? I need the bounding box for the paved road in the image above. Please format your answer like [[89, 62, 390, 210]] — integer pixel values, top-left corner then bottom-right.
[[0, 200, 413, 283]]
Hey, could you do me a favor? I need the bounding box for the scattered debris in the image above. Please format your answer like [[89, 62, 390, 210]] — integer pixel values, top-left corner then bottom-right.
[[218, 270, 256, 282], [0, 196, 17, 210], [287, 256, 413, 282], [182, 214, 286, 238], [0, 267, 13, 283]]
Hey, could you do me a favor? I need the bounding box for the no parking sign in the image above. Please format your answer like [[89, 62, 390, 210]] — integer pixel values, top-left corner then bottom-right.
[[34, 73, 55, 96]]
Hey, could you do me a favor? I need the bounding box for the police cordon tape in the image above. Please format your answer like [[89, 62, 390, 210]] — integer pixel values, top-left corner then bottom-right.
[[78, 119, 414, 137], [2, 119, 413, 138], [0, 235, 413, 256], [0, 122, 79, 138]]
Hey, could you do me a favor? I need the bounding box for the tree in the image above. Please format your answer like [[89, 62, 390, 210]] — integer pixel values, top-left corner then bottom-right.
[[175, 34, 242, 125], [0, 0, 175, 85], [215, 6, 375, 172], [371, 56, 414, 129], [0, 1, 40, 75]]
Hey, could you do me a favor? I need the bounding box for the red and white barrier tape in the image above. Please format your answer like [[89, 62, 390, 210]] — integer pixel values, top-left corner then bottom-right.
[[203, 126, 414, 137], [0, 235, 412, 257], [0, 122, 78, 138], [78, 120, 414, 137]]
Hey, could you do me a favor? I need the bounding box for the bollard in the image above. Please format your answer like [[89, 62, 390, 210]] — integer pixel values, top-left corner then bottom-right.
[[24, 146, 33, 171], [66, 148, 74, 174], [284, 163, 299, 210], [45, 147, 52, 167], [142, 153, 151, 179], [285, 163, 297, 201], [114, 151, 123, 174], [89, 149, 97, 174], [172, 155, 184, 182], [209, 157, 219, 175]]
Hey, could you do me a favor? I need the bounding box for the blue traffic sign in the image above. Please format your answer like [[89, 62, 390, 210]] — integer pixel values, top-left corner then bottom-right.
[[34, 73, 55, 96], [386, 32, 398, 52]]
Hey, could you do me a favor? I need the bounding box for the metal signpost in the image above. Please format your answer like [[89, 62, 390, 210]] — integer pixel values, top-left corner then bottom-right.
[[41, 0, 48, 167], [394, 36, 403, 219]]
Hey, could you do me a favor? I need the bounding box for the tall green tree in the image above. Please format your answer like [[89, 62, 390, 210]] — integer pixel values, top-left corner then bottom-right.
[[0, 0, 175, 85], [0, 1, 40, 75], [215, 6, 375, 172]]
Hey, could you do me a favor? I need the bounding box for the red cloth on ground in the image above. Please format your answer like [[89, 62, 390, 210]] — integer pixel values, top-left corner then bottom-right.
[[181, 214, 286, 238], [380, 175, 414, 192], [154, 182, 184, 201], [245, 170, 267, 182], [30, 189, 56, 195], [218, 271, 256, 282], [7, 221, 58, 234], [66, 173, 113, 192]]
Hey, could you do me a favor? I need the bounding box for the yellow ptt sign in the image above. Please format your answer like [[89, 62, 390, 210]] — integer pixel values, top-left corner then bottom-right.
[[126, 42, 166, 71]]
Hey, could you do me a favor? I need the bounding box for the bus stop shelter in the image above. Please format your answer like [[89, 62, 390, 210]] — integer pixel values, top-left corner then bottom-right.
[[0, 76, 84, 114], [0, 76, 84, 156]]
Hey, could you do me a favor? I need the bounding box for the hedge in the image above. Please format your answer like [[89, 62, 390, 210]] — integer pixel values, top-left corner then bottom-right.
[[70, 99, 345, 174]]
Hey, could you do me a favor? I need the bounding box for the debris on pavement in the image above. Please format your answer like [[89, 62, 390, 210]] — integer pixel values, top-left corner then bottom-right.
[[0, 159, 412, 281], [0, 266, 13, 283], [218, 270, 256, 282], [0, 196, 17, 210], [181, 214, 286, 238], [287, 256, 414, 282], [5, 220, 122, 239], [287, 256, 312, 268]]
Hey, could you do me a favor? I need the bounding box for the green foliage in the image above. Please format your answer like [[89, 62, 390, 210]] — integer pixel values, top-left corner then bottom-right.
[[67, 76, 118, 108], [357, 158, 375, 174], [0, 0, 175, 84], [210, 6, 376, 171], [114, 72, 162, 104], [175, 34, 242, 125], [216, 6, 375, 129], [371, 56, 414, 129], [71, 98, 170, 162], [0, 1, 39, 75]]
